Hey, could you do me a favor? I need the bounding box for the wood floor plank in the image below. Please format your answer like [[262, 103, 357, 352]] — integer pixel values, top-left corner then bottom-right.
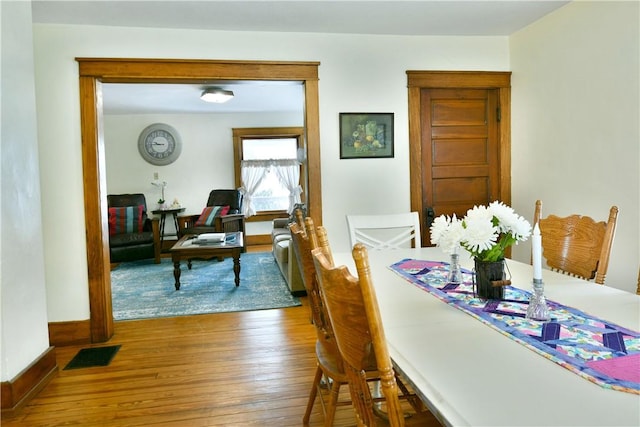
[[2, 304, 363, 426]]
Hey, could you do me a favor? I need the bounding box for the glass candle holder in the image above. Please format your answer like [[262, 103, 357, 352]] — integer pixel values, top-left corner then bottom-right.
[[448, 252, 463, 284], [526, 279, 550, 321]]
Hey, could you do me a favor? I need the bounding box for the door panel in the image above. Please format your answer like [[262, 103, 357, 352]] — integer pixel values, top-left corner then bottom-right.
[[431, 165, 489, 179], [432, 100, 488, 126], [433, 177, 489, 204], [433, 138, 488, 164], [420, 88, 501, 243]]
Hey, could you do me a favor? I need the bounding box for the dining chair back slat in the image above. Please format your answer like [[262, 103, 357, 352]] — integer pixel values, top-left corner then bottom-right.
[[346, 212, 422, 250], [533, 200, 618, 285]]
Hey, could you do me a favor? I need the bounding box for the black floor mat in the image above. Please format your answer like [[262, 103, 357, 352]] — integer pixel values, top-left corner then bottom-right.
[[63, 345, 121, 370]]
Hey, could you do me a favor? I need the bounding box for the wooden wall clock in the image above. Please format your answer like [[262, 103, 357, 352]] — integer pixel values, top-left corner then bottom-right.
[[138, 123, 182, 166]]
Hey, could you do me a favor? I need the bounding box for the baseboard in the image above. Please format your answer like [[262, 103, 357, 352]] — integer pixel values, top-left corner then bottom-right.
[[247, 234, 272, 246], [1, 346, 57, 416], [48, 319, 92, 347]]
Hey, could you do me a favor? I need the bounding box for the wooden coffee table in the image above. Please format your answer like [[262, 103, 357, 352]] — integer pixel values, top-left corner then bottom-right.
[[169, 232, 244, 290]]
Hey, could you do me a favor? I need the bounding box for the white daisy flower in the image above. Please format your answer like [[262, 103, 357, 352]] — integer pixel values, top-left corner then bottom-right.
[[429, 201, 531, 262]]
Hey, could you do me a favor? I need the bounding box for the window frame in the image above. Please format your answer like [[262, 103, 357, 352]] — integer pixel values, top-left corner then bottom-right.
[[233, 127, 306, 222]]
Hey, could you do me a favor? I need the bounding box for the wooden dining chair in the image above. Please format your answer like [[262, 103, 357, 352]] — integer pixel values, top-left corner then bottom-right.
[[533, 200, 618, 285], [346, 212, 422, 250], [312, 242, 441, 426], [292, 218, 424, 426], [290, 218, 348, 425]]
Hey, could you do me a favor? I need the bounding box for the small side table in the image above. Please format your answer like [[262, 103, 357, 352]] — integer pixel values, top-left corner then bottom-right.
[[152, 207, 186, 247]]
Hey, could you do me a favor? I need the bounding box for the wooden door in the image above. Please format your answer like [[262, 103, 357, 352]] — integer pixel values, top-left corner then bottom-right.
[[408, 71, 512, 246], [423, 88, 500, 224]]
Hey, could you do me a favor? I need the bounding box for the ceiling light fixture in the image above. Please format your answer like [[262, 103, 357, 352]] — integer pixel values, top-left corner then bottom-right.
[[200, 87, 234, 103]]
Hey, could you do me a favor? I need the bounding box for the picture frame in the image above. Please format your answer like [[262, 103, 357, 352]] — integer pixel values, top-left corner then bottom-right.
[[339, 112, 394, 159]]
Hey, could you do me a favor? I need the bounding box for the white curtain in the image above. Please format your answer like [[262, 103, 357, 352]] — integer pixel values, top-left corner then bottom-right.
[[240, 159, 302, 217], [272, 159, 302, 213], [239, 160, 270, 217]]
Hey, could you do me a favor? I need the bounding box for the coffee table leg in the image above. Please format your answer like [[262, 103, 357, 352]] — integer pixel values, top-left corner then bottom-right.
[[173, 260, 181, 290], [233, 254, 241, 287]]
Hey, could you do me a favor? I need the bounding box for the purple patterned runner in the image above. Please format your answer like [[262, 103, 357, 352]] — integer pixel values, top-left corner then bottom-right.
[[390, 259, 640, 394]]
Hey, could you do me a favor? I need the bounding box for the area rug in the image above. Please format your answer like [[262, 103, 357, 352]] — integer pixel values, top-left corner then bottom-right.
[[64, 345, 121, 370], [111, 252, 301, 320]]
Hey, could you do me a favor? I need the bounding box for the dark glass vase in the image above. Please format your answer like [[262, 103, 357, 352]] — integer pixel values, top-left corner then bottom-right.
[[473, 258, 505, 300]]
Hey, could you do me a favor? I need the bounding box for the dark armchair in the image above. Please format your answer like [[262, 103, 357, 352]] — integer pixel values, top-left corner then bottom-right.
[[107, 193, 160, 263], [177, 189, 246, 250]]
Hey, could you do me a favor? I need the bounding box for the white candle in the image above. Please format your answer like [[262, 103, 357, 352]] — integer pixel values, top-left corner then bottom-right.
[[532, 223, 542, 281]]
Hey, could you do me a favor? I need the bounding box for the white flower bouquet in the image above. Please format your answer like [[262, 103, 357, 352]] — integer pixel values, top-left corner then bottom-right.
[[430, 201, 532, 262]]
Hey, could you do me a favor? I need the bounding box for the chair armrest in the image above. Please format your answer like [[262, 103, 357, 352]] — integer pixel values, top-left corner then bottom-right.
[[219, 214, 246, 235], [221, 213, 244, 222], [177, 214, 200, 235]]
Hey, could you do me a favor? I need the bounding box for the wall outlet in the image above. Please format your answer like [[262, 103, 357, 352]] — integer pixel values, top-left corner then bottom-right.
[[153, 172, 158, 180]]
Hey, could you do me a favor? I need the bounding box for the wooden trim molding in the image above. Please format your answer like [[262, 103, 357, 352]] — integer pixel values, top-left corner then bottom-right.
[[407, 70, 511, 89], [77, 58, 320, 82], [231, 126, 306, 198], [77, 58, 323, 343], [1, 347, 57, 416], [48, 320, 92, 347]]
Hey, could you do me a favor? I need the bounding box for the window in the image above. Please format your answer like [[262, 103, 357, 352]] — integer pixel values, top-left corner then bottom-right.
[[243, 138, 296, 212], [233, 127, 306, 218]]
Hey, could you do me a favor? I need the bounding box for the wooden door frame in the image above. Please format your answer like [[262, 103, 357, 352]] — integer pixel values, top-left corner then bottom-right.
[[78, 58, 323, 342], [407, 70, 512, 243]]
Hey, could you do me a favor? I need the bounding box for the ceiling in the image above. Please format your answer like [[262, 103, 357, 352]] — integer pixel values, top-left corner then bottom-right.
[[102, 82, 305, 115], [31, 0, 570, 114], [31, 1, 570, 36]]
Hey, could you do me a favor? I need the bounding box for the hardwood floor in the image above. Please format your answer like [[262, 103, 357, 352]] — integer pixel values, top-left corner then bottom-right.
[[4, 304, 366, 426], [4, 246, 433, 426]]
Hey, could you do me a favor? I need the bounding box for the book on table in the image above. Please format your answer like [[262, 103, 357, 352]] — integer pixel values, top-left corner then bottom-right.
[[192, 233, 238, 245], [193, 233, 225, 244]]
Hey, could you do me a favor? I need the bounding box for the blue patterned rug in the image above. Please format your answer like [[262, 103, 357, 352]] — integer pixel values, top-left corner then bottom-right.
[[111, 252, 301, 320]]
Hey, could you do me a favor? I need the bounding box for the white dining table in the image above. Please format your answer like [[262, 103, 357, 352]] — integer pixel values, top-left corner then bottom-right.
[[332, 247, 640, 427]]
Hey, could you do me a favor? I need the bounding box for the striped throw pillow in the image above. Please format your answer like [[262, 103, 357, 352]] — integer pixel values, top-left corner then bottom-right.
[[194, 205, 230, 227], [108, 205, 145, 235]]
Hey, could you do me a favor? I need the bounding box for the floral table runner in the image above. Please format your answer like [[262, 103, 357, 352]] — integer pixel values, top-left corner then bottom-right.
[[389, 259, 640, 394]]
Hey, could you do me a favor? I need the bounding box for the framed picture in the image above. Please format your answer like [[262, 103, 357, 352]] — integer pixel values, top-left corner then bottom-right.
[[339, 113, 394, 159]]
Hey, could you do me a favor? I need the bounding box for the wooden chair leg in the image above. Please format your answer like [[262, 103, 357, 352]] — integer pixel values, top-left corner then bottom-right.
[[303, 365, 323, 425], [323, 376, 342, 427]]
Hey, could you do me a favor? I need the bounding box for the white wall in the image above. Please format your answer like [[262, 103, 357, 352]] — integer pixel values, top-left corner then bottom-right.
[[105, 111, 303, 236], [33, 24, 509, 322], [510, 1, 639, 292], [1, 1, 50, 381]]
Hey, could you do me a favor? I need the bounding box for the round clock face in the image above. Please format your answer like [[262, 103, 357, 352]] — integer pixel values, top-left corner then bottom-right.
[[138, 123, 182, 166]]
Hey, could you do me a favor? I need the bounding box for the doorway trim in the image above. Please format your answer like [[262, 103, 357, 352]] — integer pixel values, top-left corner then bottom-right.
[[77, 58, 322, 342], [407, 70, 512, 237]]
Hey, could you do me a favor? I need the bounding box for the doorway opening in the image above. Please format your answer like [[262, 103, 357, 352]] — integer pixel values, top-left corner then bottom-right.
[[78, 58, 322, 342]]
